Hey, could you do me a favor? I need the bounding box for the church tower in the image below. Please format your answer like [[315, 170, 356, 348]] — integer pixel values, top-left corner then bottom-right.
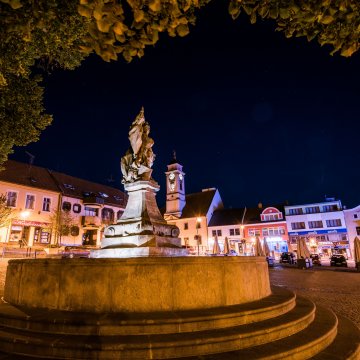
[[164, 151, 186, 219]]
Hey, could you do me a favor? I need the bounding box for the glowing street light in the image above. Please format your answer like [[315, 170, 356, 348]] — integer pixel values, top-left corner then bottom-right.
[[20, 210, 30, 219]]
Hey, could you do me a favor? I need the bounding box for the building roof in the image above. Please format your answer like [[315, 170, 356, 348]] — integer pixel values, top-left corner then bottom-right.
[[0, 160, 59, 192], [180, 189, 217, 218], [209, 204, 286, 227], [49, 171, 127, 207], [0, 160, 127, 208]]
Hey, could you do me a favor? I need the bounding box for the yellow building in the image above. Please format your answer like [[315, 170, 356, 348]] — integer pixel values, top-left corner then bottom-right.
[[0, 161, 126, 248]]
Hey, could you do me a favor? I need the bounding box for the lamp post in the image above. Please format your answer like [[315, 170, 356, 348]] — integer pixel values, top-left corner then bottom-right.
[[196, 217, 202, 256]]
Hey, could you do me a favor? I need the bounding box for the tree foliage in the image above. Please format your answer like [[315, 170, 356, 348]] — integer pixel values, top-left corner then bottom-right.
[[229, 0, 360, 57], [0, 0, 359, 170], [0, 194, 13, 228]]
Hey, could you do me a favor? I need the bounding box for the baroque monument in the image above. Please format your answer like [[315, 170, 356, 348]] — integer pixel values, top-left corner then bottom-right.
[[91, 107, 187, 258], [0, 109, 359, 358]]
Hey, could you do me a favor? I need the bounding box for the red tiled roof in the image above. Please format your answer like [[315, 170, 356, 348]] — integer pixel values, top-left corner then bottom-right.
[[0, 160, 127, 208]]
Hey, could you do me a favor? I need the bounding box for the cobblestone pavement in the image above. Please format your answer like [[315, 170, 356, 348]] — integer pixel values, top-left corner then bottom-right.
[[269, 265, 360, 327], [0, 260, 359, 329]]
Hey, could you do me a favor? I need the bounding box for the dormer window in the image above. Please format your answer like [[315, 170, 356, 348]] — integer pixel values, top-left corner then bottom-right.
[[113, 195, 122, 201], [99, 192, 109, 198], [64, 184, 75, 190]]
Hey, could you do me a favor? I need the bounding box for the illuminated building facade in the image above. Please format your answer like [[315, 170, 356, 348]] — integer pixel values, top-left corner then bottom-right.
[[0, 161, 126, 247], [284, 199, 350, 258]]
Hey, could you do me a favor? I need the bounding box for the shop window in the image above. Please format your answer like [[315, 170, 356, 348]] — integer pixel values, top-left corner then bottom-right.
[[42, 197, 51, 212], [6, 191, 17, 207], [262, 228, 268, 236], [62, 201, 71, 211], [73, 203, 81, 213], [71, 226, 80, 236], [25, 194, 35, 210]]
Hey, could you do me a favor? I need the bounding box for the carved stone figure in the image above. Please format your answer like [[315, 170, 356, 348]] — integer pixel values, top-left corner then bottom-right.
[[121, 107, 155, 183]]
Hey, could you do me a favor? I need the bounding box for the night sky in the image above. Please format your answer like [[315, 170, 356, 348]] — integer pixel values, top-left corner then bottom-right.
[[11, 1, 360, 209]]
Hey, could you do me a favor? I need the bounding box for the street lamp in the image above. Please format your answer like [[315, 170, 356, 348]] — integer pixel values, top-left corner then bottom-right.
[[196, 217, 202, 256]]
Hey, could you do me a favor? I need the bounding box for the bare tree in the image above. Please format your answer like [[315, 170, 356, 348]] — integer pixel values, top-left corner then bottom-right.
[[0, 193, 13, 229]]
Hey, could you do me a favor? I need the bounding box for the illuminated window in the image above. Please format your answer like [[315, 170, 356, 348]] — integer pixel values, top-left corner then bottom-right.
[[42, 197, 51, 212], [326, 219, 341, 227], [25, 194, 35, 210], [6, 191, 17, 207], [305, 206, 320, 214], [291, 222, 305, 230], [84, 206, 98, 216], [308, 221, 323, 229], [73, 204, 81, 213], [288, 208, 303, 215]]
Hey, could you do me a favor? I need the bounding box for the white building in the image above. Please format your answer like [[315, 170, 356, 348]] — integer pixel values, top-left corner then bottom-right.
[[163, 154, 223, 255], [0, 160, 127, 247], [343, 205, 360, 260], [285, 199, 350, 258]]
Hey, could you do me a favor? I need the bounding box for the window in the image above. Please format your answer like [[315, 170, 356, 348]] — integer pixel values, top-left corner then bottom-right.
[[248, 228, 261, 236], [102, 208, 114, 222], [25, 194, 35, 210], [308, 221, 323, 229], [305, 206, 320, 214], [356, 227, 360, 236], [326, 219, 342, 227], [291, 222, 305, 230], [217, 229, 222, 236], [235, 228, 240, 236], [264, 214, 279, 221], [6, 191, 17, 207], [262, 228, 268, 236], [42, 197, 51, 212], [280, 227, 285, 235], [63, 184, 75, 190], [323, 204, 338, 212], [84, 206, 98, 217], [354, 214, 358, 219], [62, 201, 71, 211], [196, 221, 201, 229], [212, 230, 217, 237], [229, 229, 235, 236], [184, 223, 188, 230], [73, 203, 81, 213], [70, 226, 80, 237], [184, 237, 189, 246], [113, 195, 122, 201], [117, 210, 123, 220], [99, 192, 109, 198], [288, 208, 303, 215]]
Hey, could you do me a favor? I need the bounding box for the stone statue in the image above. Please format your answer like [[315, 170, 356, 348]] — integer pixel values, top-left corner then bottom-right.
[[121, 107, 155, 183]]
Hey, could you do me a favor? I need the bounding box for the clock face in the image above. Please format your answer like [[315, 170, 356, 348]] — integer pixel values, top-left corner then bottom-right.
[[169, 173, 175, 180], [179, 174, 183, 181]]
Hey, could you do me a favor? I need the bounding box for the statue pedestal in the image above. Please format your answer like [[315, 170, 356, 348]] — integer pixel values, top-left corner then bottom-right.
[[91, 180, 187, 258]]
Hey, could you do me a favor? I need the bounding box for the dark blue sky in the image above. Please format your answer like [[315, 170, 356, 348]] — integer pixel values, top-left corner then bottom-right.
[[11, 1, 360, 208]]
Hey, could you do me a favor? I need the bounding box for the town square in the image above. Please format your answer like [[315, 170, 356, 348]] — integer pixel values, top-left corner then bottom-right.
[[1, 0, 360, 358]]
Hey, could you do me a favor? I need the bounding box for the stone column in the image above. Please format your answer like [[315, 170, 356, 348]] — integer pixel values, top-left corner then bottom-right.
[[96, 228, 102, 247], [28, 227, 35, 247]]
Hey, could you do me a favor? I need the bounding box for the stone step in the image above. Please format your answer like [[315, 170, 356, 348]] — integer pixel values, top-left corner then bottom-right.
[[0, 287, 295, 336], [179, 304, 340, 360], [0, 296, 315, 359]]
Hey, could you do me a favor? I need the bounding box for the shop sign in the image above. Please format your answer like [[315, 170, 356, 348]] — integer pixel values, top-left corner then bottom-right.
[[12, 219, 50, 227], [289, 228, 347, 236]]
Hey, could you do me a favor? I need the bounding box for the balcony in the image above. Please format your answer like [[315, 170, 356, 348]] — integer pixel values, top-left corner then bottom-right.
[[82, 216, 101, 228], [82, 196, 104, 208]]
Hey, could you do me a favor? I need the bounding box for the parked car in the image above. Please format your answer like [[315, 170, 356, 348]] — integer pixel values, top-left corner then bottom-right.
[[330, 254, 347, 267], [61, 246, 90, 259], [310, 254, 321, 266], [280, 252, 296, 264], [266, 256, 275, 267]]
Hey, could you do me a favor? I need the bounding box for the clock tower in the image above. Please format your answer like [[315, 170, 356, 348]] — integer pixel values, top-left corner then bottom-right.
[[164, 151, 186, 219]]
